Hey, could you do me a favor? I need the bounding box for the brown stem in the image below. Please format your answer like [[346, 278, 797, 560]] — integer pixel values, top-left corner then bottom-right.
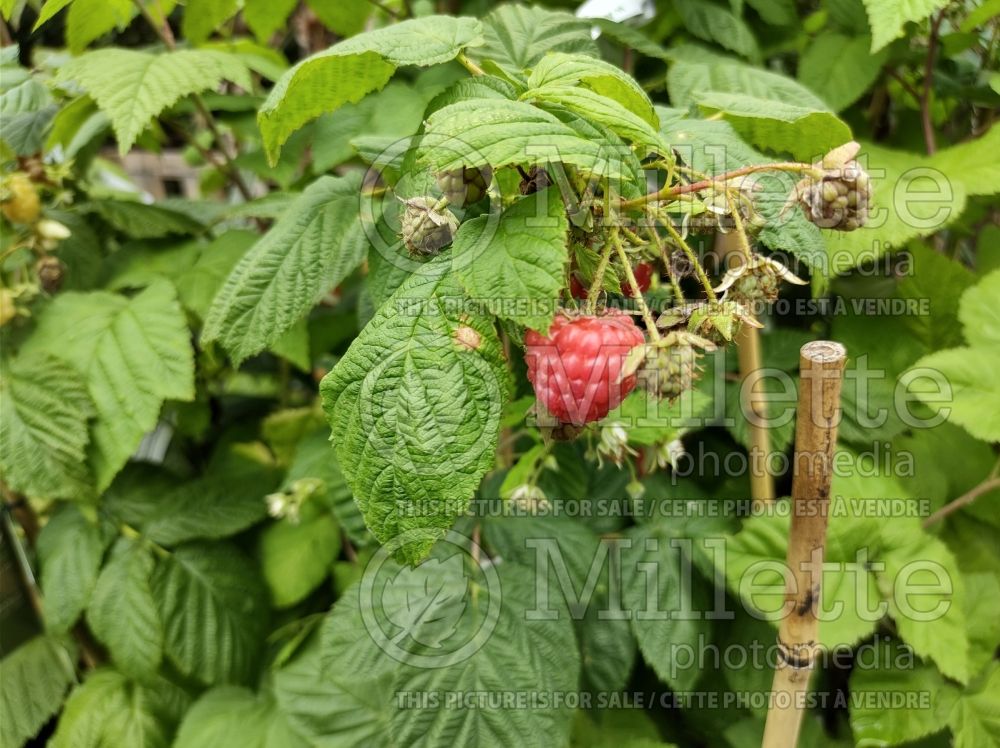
[[132, 0, 255, 202], [762, 341, 847, 748], [618, 163, 814, 211], [922, 476, 1000, 528], [921, 11, 945, 155]]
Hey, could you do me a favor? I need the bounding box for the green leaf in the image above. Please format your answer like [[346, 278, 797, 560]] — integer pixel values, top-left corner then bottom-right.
[[529, 86, 667, 154], [182, 0, 239, 43], [258, 500, 341, 608], [274, 632, 392, 746], [959, 268, 1000, 349], [90, 199, 206, 238], [150, 543, 269, 685], [908, 347, 1000, 443], [37, 504, 105, 633], [963, 573, 1000, 674], [174, 686, 309, 748], [798, 32, 887, 111], [34, 0, 73, 30], [0, 353, 94, 500], [305, 0, 370, 36], [674, 0, 760, 61], [86, 538, 162, 678], [66, 0, 135, 54], [951, 662, 1000, 748], [667, 52, 829, 112], [139, 445, 281, 545], [929, 125, 1000, 198], [875, 521, 970, 683], [58, 49, 251, 153], [482, 513, 637, 693], [625, 522, 712, 691], [419, 98, 625, 179], [243, 0, 298, 42], [51, 669, 189, 748], [862, 0, 949, 52], [526, 52, 659, 129], [174, 231, 258, 319], [452, 187, 568, 332], [0, 636, 76, 748], [23, 282, 195, 491], [319, 254, 510, 564], [695, 91, 852, 161], [849, 640, 957, 745], [478, 4, 597, 71], [258, 16, 483, 163], [587, 18, 674, 62], [203, 174, 369, 365]]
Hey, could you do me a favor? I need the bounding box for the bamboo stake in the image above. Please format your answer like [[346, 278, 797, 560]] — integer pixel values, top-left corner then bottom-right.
[[761, 341, 847, 748], [715, 231, 774, 505]]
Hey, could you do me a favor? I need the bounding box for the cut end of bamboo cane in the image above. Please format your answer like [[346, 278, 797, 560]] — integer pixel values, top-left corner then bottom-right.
[[800, 340, 846, 364]]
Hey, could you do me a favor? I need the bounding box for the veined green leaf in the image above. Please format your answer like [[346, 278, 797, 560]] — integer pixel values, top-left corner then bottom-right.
[[36, 504, 105, 633], [478, 4, 597, 71], [51, 669, 190, 748], [452, 187, 568, 332], [0, 636, 76, 748], [258, 16, 483, 163], [203, 173, 369, 366], [86, 538, 163, 678], [243, 0, 298, 43], [182, 0, 239, 44], [320, 254, 511, 564], [528, 85, 667, 154], [258, 500, 341, 609], [908, 347, 1000, 443], [695, 91, 851, 161], [959, 269, 1000, 348], [174, 687, 309, 748], [526, 52, 659, 129], [151, 543, 269, 686], [23, 282, 195, 491], [0, 352, 94, 500], [674, 0, 761, 62], [419, 98, 625, 179], [66, 0, 135, 54], [58, 48, 251, 153], [798, 32, 887, 111], [862, 0, 949, 52]]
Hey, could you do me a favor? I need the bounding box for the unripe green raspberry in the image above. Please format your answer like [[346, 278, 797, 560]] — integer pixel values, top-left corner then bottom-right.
[[436, 166, 492, 206], [795, 144, 872, 232], [400, 197, 460, 256]]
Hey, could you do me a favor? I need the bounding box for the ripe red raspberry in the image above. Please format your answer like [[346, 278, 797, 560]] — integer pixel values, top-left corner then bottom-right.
[[525, 310, 646, 426], [622, 262, 654, 296]]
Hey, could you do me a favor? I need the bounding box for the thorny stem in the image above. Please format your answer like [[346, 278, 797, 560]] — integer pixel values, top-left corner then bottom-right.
[[132, 0, 256, 202], [618, 162, 817, 211], [586, 233, 616, 312], [661, 218, 717, 301], [614, 234, 660, 341]]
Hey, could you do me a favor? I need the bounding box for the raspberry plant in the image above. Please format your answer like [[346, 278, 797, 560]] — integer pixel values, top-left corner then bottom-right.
[[0, 2, 998, 748]]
